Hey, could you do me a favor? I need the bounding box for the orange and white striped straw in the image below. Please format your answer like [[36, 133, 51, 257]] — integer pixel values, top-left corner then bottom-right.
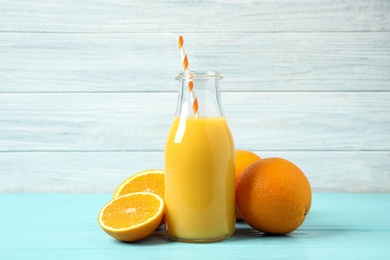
[[178, 36, 199, 117]]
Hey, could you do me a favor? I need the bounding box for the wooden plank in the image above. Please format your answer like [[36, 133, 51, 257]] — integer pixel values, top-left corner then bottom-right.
[[0, 0, 389, 33], [1, 32, 389, 92], [227, 92, 390, 151], [1, 151, 389, 193], [0, 92, 389, 151], [0, 193, 389, 258]]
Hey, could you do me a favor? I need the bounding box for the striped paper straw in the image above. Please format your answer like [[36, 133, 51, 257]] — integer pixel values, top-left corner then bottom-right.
[[178, 36, 199, 117]]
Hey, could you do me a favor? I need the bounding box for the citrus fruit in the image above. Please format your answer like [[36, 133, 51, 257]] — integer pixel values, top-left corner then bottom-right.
[[235, 150, 261, 220], [235, 150, 261, 180], [98, 192, 164, 242], [113, 169, 164, 199], [113, 169, 165, 226], [236, 157, 312, 234]]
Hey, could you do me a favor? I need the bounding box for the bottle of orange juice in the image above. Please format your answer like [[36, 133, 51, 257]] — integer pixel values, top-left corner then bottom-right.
[[164, 71, 235, 242]]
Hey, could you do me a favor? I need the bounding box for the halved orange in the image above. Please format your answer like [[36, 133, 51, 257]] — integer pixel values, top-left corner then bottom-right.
[[113, 169, 165, 226], [113, 169, 164, 199], [98, 192, 164, 242]]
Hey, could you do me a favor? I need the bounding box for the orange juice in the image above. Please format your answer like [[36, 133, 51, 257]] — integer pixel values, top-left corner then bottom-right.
[[164, 116, 236, 242]]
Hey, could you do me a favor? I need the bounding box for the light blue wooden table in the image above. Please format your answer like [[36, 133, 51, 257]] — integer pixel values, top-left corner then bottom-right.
[[1, 192, 389, 259]]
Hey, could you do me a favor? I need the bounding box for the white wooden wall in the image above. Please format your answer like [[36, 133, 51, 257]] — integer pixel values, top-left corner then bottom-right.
[[1, 0, 389, 193]]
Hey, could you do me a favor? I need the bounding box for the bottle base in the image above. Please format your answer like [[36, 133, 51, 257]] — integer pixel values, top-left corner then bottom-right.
[[167, 232, 234, 243]]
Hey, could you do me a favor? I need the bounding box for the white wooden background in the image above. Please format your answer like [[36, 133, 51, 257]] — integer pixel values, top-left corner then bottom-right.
[[1, 0, 389, 193]]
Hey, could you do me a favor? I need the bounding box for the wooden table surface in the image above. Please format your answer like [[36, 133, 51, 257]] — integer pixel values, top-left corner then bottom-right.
[[1, 192, 389, 259]]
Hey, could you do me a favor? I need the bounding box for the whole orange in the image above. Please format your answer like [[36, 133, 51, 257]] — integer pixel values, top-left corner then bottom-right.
[[235, 150, 261, 180], [236, 157, 312, 234], [235, 150, 261, 220]]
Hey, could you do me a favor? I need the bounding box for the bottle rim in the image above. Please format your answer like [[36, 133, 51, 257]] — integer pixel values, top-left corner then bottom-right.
[[175, 71, 223, 81]]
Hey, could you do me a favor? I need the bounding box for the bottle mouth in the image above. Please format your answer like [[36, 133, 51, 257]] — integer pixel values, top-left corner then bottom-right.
[[176, 71, 223, 81]]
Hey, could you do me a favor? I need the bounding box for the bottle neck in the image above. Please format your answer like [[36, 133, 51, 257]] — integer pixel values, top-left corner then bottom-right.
[[175, 71, 224, 118]]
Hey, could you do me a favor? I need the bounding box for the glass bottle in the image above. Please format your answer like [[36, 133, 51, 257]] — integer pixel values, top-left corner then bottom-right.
[[164, 71, 235, 242]]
